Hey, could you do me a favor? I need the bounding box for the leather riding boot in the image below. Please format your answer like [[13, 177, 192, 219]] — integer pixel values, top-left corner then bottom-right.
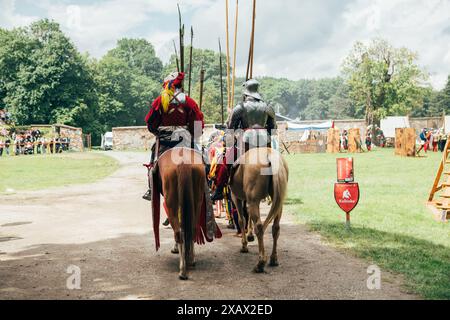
[[211, 187, 225, 201], [142, 162, 154, 202]]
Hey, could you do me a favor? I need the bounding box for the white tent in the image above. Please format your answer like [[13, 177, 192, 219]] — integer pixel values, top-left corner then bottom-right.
[[380, 116, 410, 138], [444, 116, 450, 134], [287, 121, 333, 131]]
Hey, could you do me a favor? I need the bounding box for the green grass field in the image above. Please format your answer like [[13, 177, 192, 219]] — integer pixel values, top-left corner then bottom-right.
[[285, 148, 450, 299], [0, 152, 119, 193]]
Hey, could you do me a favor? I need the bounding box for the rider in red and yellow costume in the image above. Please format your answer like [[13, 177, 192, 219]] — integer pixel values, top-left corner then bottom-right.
[[143, 71, 204, 201]]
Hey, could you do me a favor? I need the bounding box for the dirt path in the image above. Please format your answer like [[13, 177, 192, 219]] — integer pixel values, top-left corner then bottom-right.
[[0, 152, 418, 300]]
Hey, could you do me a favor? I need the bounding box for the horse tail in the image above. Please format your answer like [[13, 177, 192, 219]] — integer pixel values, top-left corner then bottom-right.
[[177, 162, 195, 261], [263, 149, 289, 232]]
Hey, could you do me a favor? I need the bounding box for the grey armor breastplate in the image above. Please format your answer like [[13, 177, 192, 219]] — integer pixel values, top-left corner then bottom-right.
[[244, 100, 269, 128]]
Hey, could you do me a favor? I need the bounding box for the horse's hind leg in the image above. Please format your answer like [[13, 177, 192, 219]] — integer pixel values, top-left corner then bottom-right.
[[269, 212, 281, 267], [169, 208, 187, 280], [232, 195, 249, 253], [249, 202, 266, 273], [177, 233, 188, 280]]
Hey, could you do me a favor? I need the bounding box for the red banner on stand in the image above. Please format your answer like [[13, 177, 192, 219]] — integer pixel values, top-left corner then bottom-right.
[[337, 158, 354, 183], [334, 183, 360, 214]]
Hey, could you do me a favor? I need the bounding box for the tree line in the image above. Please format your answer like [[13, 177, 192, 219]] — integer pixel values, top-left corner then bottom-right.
[[1, 20, 449, 144]]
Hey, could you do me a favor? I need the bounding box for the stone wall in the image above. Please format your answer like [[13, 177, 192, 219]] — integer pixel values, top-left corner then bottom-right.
[[409, 117, 443, 134], [111, 124, 221, 151], [112, 126, 155, 151]]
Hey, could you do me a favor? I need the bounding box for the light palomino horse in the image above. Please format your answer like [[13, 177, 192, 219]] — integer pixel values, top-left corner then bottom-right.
[[156, 148, 205, 280], [229, 147, 289, 273]]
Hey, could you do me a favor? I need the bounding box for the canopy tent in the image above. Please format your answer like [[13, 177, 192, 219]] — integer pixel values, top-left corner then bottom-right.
[[286, 121, 334, 131], [380, 116, 410, 138], [444, 116, 450, 134]]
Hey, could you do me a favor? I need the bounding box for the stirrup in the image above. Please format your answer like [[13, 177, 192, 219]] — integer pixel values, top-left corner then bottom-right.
[[142, 189, 152, 201]]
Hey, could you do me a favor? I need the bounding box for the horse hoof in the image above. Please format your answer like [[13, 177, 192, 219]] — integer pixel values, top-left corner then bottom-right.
[[253, 265, 265, 274], [240, 247, 249, 253], [171, 248, 179, 254], [179, 274, 189, 281], [247, 235, 255, 242], [253, 261, 266, 273], [269, 258, 279, 267]]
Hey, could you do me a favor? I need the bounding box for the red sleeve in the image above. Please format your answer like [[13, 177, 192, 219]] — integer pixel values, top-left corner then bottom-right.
[[145, 97, 162, 134]]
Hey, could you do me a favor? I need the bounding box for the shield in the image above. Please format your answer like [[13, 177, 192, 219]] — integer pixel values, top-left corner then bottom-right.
[[334, 183, 360, 214]]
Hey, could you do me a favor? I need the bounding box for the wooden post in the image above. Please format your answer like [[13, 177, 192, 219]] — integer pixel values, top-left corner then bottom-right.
[[348, 128, 362, 153], [395, 128, 416, 157], [327, 128, 340, 153], [346, 213, 351, 230]]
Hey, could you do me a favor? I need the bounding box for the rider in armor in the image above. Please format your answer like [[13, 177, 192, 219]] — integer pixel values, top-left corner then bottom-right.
[[210, 79, 277, 201], [143, 71, 204, 201]]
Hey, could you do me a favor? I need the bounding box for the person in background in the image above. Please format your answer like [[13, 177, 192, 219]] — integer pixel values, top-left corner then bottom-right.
[[342, 130, 349, 150], [417, 128, 429, 155], [5, 137, 10, 155], [0, 139, 4, 157], [14, 135, 20, 155], [439, 129, 447, 152], [432, 129, 439, 152], [5, 110, 11, 124], [365, 133, 372, 151]]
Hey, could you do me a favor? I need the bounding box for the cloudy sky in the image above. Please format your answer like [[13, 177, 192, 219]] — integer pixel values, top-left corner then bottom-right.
[[1, 0, 450, 89]]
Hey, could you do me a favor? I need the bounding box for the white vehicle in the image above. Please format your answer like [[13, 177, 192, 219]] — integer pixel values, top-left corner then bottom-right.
[[102, 132, 113, 151]]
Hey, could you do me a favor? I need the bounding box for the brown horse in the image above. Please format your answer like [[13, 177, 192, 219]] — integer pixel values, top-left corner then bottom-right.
[[229, 147, 289, 273], [155, 147, 205, 280]]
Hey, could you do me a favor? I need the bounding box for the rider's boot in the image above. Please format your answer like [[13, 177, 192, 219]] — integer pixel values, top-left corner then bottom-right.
[[211, 187, 225, 201], [142, 163, 154, 201], [143, 144, 157, 202], [210, 163, 229, 201]]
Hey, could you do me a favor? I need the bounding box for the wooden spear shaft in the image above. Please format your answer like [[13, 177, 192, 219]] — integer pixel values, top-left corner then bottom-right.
[[173, 40, 180, 72], [246, 0, 256, 81], [225, 0, 232, 111], [231, 0, 239, 109], [177, 4, 185, 73], [188, 27, 194, 96], [199, 63, 205, 110], [219, 38, 225, 125], [249, 0, 256, 79]]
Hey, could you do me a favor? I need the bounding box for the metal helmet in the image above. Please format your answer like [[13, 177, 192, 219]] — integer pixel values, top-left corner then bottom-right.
[[163, 72, 185, 87], [242, 79, 262, 101]]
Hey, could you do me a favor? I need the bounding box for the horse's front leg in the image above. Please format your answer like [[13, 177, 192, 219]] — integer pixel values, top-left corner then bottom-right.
[[246, 218, 255, 242], [232, 195, 248, 253]]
